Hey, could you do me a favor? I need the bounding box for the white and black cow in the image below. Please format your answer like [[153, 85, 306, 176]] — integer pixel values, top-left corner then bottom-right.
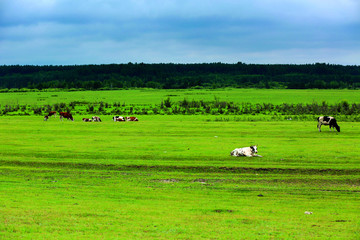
[[92, 116, 102, 122], [231, 145, 263, 157], [113, 116, 125, 122], [317, 116, 340, 132], [82, 118, 92, 122]]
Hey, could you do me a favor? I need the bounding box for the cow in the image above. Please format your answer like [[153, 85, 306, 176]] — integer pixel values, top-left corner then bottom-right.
[[317, 116, 340, 132], [82, 118, 92, 122], [231, 145, 263, 157], [126, 116, 139, 121], [113, 116, 125, 122], [44, 115, 49, 121], [48, 111, 57, 117], [92, 116, 102, 122], [59, 112, 74, 121]]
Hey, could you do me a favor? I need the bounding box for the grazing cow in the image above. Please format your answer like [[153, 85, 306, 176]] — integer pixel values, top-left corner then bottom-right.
[[113, 116, 125, 122], [44, 115, 49, 121], [126, 116, 139, 121], [59, 112, 74, 121], [317, 116, 340, 132], [231, 145, 263, 157], [82, 118, 92, 122], [48, 111, 57, 117], [92, 116, 102, 122]]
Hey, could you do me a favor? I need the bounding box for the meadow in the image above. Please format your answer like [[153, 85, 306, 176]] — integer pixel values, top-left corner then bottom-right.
[[0, 89, 359, 239], [1, 88, 360, 106]]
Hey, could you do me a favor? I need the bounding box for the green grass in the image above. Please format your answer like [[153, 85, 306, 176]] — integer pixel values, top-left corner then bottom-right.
[[0, 115, 359, 239], [1, 88, 360, 105]]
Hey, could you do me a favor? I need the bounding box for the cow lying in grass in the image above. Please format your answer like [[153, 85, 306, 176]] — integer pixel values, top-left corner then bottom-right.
[[126, 116, 139, 121], [231, 145, 263, 157], [113, 116, 125, 122], [317, 116, 340, 132], [92, 116, 101, 122]]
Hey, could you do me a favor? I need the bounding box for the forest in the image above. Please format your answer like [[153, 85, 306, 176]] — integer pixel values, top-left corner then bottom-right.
[[1, 62, 360, 90]]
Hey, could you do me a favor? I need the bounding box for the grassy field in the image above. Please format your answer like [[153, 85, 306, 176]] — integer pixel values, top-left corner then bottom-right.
[[1, 88, 360, 106], [0, 114, 359, 239]]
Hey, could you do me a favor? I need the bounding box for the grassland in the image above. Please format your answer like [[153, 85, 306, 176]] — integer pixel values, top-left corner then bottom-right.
[[1, 112, 359, 239], [1, 88, 360, 106]]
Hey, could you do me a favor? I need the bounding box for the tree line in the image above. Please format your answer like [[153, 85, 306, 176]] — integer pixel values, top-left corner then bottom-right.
[[0, 62, 360, 90]]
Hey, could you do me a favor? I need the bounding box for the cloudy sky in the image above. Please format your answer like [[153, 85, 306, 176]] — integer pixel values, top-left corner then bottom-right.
[[1, 0, 359, 65]]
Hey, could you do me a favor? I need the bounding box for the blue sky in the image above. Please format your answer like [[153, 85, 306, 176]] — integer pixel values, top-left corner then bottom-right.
[[1, 0, 359, 65]]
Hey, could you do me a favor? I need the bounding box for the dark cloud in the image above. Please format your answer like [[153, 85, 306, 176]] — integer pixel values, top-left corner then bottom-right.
[[1, 0, 359, 65]]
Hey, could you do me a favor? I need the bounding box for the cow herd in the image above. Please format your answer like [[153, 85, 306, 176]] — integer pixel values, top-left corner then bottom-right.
[[44, 112, 139, 122], [44, 112, 341, 158], [44, 112, 340, 133]]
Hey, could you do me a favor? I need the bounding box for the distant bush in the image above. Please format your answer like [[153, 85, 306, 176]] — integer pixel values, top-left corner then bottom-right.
[[0, 98, 359, 121]]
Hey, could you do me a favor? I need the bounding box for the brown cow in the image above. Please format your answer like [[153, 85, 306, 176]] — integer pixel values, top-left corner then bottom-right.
[[59, 112, 74, 121], [126, 116, 139, 121], [48, 111, 57, 117]]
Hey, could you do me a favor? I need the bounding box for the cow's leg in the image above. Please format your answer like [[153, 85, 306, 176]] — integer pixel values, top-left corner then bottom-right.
[[317, 122, 322, 132], [231, 150, 239, 156]]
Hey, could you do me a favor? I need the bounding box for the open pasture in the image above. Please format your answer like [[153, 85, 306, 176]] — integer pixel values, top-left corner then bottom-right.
[[0, 115, 359, 239], [1, 88, 360, 106]]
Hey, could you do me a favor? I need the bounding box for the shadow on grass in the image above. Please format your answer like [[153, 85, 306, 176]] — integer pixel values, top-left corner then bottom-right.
[[1, 159, 359, 176]]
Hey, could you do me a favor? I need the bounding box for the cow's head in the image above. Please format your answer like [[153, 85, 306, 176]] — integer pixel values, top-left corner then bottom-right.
[[335, 125, 340, 132], [250, 145, 258, 153]]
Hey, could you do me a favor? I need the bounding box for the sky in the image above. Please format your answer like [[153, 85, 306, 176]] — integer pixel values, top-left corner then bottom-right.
[[1, 0, 359, 65]]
